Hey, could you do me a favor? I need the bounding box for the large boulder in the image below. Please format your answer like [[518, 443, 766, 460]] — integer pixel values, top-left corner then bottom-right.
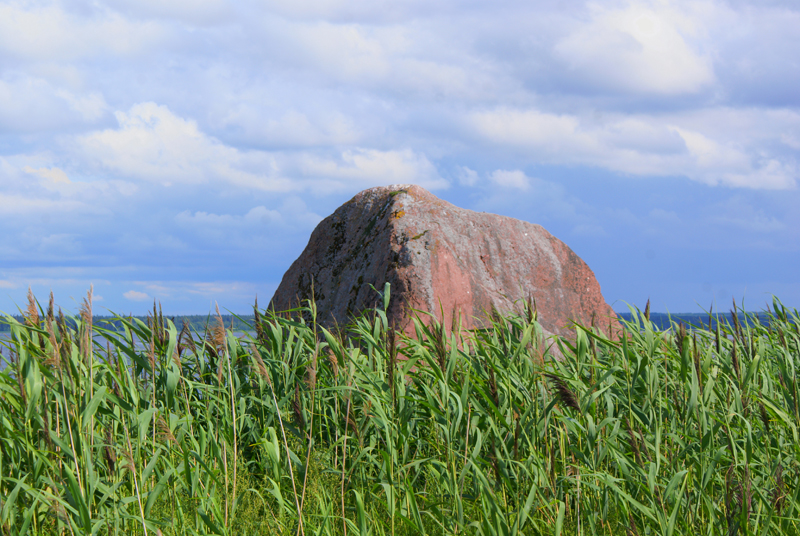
[[270, 185, 618, 338]]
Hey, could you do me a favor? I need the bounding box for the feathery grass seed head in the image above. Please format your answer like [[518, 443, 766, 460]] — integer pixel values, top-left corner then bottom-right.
[[546, 373, 580, 413]]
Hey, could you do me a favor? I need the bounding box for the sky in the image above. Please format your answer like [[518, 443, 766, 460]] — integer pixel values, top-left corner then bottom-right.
[[0, 0, 798, 316]]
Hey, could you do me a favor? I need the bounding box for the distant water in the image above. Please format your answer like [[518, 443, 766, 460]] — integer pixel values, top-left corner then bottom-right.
[[617, 311, 784, 331], [0, 330, 256, 371]]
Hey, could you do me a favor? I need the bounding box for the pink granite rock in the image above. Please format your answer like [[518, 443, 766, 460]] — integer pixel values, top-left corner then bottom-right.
[[270, 185, 618, 339]]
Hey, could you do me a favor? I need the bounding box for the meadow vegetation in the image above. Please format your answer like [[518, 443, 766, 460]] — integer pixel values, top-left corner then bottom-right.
[[0, 288, 798, 535]]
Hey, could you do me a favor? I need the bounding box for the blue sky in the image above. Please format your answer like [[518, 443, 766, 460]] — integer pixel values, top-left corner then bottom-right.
[[1, 0, 798, 316]]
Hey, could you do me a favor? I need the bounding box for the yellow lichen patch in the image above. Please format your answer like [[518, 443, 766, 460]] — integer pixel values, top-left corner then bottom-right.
[[411, 230, 429, 240], [391, 209, 405, 219]]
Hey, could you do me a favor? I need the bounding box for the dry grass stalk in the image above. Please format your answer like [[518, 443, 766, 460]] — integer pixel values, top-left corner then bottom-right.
[[306, 361, 318, 392], [46, 291, 55, 326], [80, 286, 93, 354], [643, 298, 650, 322], [210, 310, 227, 384], [250, 343, 269, 381], [327, 346, 340, 380], [157, 414, 178, 446], [176, 321, 192, 362]]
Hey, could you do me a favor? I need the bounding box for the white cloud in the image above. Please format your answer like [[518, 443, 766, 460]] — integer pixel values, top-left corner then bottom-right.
[[54, 90, 108, 122], [77, 102, 295, 191], [175, 206, 282, 227], [0, 2, 165, 62], [224, 109, 362, 147], [554, 1, 715, 95], [126, 280, 261, 300], [24, 166, 71, 186], [708, 197, 788, 233], [489, 170, 530, 190], [123, 290, 151, 301], [298, 148, 448, 190], [469, 106, 798, 190], [456, 166, 478, 187], [469, 108, 595, 156], [175, 197, 322, 231], [259, 0, 433, 23], [0, 75, 108, 131], [0, 193, 87, 216], [104, 0, 233, 25]]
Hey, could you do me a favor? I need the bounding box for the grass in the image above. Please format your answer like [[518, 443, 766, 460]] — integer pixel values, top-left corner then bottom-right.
[[0, 287, 799, 535]]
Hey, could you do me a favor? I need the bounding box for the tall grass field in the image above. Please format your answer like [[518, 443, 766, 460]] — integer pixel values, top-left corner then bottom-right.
[[1, 289, 798, 535]]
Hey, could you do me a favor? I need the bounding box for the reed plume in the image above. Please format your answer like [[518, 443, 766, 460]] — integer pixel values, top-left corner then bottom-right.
[[293, 383, 305, 429], [250, 343, 269, 381], [157, 414, 178, 446], [732, 342, 740, 381], [25, 287, 39, 328], [757, 404, 771, 448], [546, 373, 580, 413], [254, 296, 265, 343]]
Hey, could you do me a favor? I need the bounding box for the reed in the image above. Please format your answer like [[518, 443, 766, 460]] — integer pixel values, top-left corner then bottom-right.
[[0, 291, 798, 535]]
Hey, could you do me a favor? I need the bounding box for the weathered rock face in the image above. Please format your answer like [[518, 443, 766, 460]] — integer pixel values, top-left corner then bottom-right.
[[270, 185, 617, 338]]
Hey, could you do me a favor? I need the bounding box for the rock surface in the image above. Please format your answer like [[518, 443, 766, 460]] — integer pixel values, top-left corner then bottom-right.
[[270, 185, 618, 338]]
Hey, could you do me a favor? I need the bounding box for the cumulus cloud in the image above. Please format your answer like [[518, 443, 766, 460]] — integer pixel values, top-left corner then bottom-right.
[[468, 106, 798, 189], [490, 170, 530, 190], [104, 0, 233, 25], [554, 1, 715, 95], [175, 197, 322, 231], [123, 290, 150, 301], [297, 148, 448, 190], [0, 2, 165, 62], [77, 102, 295, 190], [24, 166, 71, 186], [0, 74, 108, 131], [456, 166, 478, 187]]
